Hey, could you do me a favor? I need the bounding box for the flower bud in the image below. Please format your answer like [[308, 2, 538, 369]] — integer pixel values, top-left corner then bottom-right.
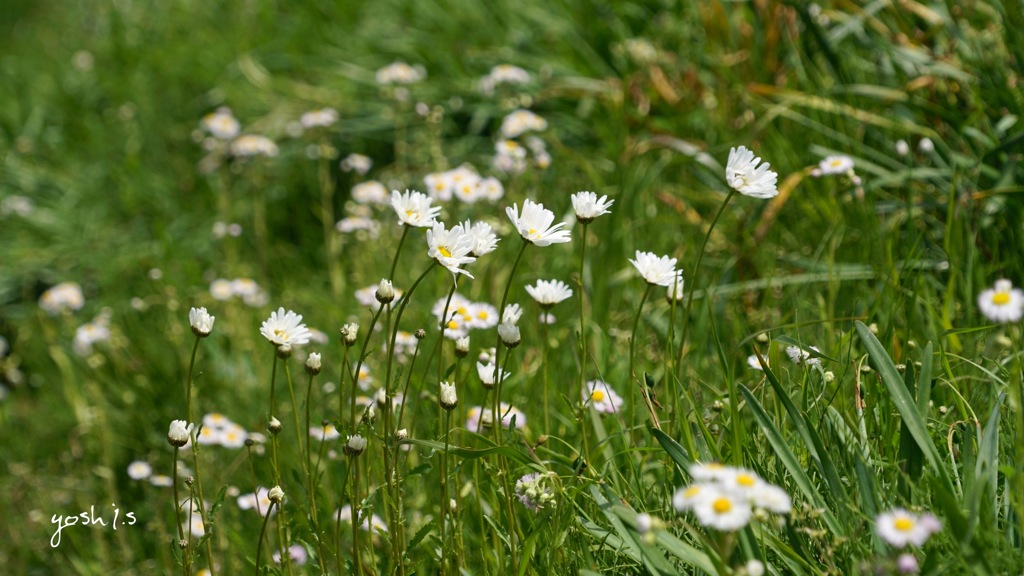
[[268, 416, 283, 435], [305, 352, 322, 375], [276, 343, 292, 359], [268, 485, 285, 504], [454, 336, 470, 358], [376, 279, 395, 304], [415, 328, 426, 340], [344, 434, 367, 456], [167, 420, 193, 447], [189, 307, 215, 338], [340, 323, 359, 346], [396, 428, 408, 441], [440, 382, 458, 411], [498, 321, 521, 348]]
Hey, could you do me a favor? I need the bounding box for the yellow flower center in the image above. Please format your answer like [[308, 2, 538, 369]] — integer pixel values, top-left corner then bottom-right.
[[591, 390, 606, 402], [684, 486, 701, 498], [894, 517, 914, 532], [829, 159, 843, 167], [712, 497, 733, 514], [737, 474, 756, 487], [992, 292, 1011, 306], [447, 320, 459, 330], [439, 246, 452, 258], [477, 311, 489, 320], [405, 209, 416, 218], [274, 329, 287, 340], [528, 228, 538, 237]]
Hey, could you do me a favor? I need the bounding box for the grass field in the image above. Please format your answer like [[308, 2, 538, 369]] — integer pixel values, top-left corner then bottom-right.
[[2, 0, 1024, 574]]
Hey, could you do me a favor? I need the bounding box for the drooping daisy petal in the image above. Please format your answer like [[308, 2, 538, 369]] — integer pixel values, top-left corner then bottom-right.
[[726, 146, 778, 199], [506, 200, 571, 246], [427, 222, 477, 279]]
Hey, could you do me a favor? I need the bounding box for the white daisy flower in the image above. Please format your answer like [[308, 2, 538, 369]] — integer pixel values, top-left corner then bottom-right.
[[689, 462, 731, 482], [203, 413, 232, 430], [726, 146, 778, 199], [571, 191, 614, 223], [785, 345, 822, 366], [629, 251, 678, 286], [817, 155, 854, 175], [424, 171, 454, 201], [336, 216, 381, 236], [310, 424, 341, 441], [39, 282, 85, 315], [260, 307, 313, 347], [230, 135, 278, 158], [427, 222, 477, 279], [876, 508, 941, 548], [750, 483, 792, 514], [476, 361, 510, 389], [666, 272, 685, 302], [747, 354, 767, 371], [149, 475, 173, 487], [351, 181, 389, 204], [219, 423, 248, 449], [127, 461, 152, 480], [209, 279, 233, 301], [73, 320, 111, 356], [978, 279, 1024, 323], [479, 176, 504, 201], [391, 189, 441, 228], [375, 61, 425, 85], [506, 200, 572, 246], [462, 220, 499, 257], [467, 302, 499, 329], [584, 380, 623, 414], [526, 279, 573, 308], [500, 109, 547, 138], [691, 485, 753, 531], [340, 153, 373, 175], [502, 303, 523, 324], [672, 484, 705, 512], [465, 403, 526, 432], [189, 307, 215, 337], [200, 107, 240, 140], [299, 108, 338, 129]]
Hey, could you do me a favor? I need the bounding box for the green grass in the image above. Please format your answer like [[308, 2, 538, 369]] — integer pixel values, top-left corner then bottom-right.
[[2, 0, 1024, 574]]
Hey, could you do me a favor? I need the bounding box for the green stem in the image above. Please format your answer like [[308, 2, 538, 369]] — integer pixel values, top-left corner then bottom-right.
[[577, 222, 592, 466], [185, 337, 200, 429], [305, 370, 329, 576], [172, 448, 187, 576], [677, 189, 736, 378], [254, 501, 277, 576], [351, 304, 385, 431], [190, 442, 217, 576], [389, 225, 412, 282]]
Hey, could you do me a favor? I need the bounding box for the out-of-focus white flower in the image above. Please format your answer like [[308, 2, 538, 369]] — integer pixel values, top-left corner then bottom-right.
[[73, 319, 111, 356], [300, 108, 338, 129], [726, 146, 778, 199], [502, 303, 523, 325], [462, 220, 499, 257], [506, 200, 571, 246], [571, 191, 614, 223], [310, 423, 341, 441], [785, 345, 822, 366], [691, 484, 753, 531], [978, 279, 1024, 323], [260, 307, 312, 347], [876, 508, 941, 548], [341, 153, 373, 175], [351, 181, 388, 204], [230, 135, 278, 158], [918, 138, 934, 153], [335, 505, 388, 534], [479, 64, 531, 95], [630, 251, 678, 286], [896, 139, 910, 156], [477, 362, 510, 389], [149, 475, 173, 487], [238, 487, 277, 517], [273, 544, 309, 566], [0, 195, 34, 217], [897, 553, 918, 574], [39, 282, 85, 315], [500, 109, 547, 138], [376, 61, 426, 85], [127, 461, 152, 480], [465, 403, 526, 432], [666, 272, 685, 302], [584, 380, 623, 414], [745, 559, 766, 576], [817, 155, 854, 175], [201, 107, 240, 140], [391, 189, 441, 228]]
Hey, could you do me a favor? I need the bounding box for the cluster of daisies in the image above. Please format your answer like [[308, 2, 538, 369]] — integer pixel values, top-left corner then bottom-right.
[[209, 277, 270, 307], [673, 463, 792, 531]]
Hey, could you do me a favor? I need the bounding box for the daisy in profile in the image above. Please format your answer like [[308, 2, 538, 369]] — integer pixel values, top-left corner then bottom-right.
[[978, 279, 1024, 323], [391, 189, 441, 228], [351, 181, 388, 204], [876, 508, 941, 548], [726, 146, 778, 199], [462, 220, 499, 257], [506, 200, 571, 246], [526, 279, 573, 308], [260, 308, 312, 347], [571, 191, 614, 224], [476, 361, 510, 389], [583, 380, 623, 414], [230, 135, 278, 158], [630, 251, 678, 286], [426, 222, 477, 279]]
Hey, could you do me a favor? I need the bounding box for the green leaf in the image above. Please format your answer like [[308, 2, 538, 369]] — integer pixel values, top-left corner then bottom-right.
[[651, 427, 690, 477], [739, 384, 845, 537], [855, 322, 954, 495]]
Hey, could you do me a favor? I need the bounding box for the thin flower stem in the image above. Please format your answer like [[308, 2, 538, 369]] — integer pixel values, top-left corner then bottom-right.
[[351, 457, 363, 575], [185, 336, 200, 428], [677, 189, 736, 378], [269, 352, 279, 420], [254, 501, 277, 576], [339, 346, 350, 425], [577, 221, 592, 465], [438, 282, 458, 389], [190, 442, 217, 576], [389, 225, 412, 282], [351, 304, 385, 430], [172, 448, 187, 575], [628, 283, 659, 430], [277, 501, 293, 576], [541, 318, 550, 432], [440, 409, 452, 576], [304, 371, 329, 576]]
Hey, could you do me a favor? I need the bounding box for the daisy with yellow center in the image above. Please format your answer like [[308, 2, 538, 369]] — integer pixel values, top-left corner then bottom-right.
[[259, 307, 312, 347], [876, 508, 941, 548], [978, 279, 1024, 323], [583, 380, 622, 414], [506, 199, 571, 246], [391, 189, 440, 227], [691, 485, 752, 531], [426, 221, 477, 279]]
